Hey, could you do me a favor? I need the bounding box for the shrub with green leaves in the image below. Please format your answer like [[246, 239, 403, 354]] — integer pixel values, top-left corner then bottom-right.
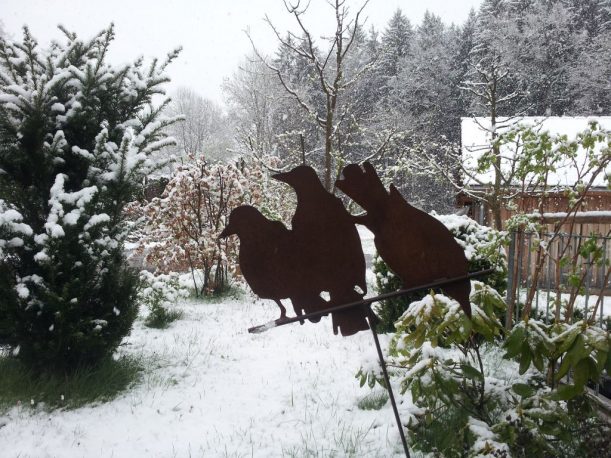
[[373, 213, 507, 332], [358, 281, 610, 457], [0, 26, 180, 372], [504, 319, 610, 400], [139, 271, 188, 329]]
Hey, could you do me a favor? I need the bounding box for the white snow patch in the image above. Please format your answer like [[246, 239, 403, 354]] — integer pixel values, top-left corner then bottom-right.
[[0, 295, 407, 457], [14, 283, 29, 299]]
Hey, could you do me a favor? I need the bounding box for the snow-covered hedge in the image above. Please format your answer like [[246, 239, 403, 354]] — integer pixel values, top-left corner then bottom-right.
[[359, 281, 610, 456], [432, 212, 508, 292]]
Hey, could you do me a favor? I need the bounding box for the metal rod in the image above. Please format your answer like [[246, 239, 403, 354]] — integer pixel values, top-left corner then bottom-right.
[[520, 231, 611, 241], [248, 269, 495, 333], [601, 239, 607, 328], [367, 312, 410, 458]]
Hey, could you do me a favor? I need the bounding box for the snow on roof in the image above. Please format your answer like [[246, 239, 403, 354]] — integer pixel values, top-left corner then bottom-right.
[[461, 116, 611, 187]]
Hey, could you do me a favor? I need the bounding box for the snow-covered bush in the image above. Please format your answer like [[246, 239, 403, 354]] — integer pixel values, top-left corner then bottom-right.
[[138, 271, 188, 328], [373, 213, 507, 332], [432, 212, 508, 293], [358, 282, 610, 456], [501, 122, 611, 326], [0, 26, 180, 371]]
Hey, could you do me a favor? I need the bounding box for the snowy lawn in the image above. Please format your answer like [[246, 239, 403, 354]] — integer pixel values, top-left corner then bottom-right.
[[516, 289, 611, 322], [0, 293, 412, 457]]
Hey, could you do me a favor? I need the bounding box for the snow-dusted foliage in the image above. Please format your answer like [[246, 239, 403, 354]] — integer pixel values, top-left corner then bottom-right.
[[432, 212, 508, 292], [133, 155, 292, 296], [138, 271, 188, 328], [0, 25, 180, 370], [359, 281, 610, 456], [373, 213, 507, 332]]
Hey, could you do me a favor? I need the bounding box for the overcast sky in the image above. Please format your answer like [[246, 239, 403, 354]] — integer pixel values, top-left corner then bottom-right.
[[1, 0, 482, 105]]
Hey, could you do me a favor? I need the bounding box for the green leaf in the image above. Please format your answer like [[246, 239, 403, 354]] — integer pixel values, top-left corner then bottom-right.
[[585, 356, 600, 383], [504, 326, 525, 358], [551, 384, 582, 401], [512, 383, 535, 398], [572, 358, 590, 390], [556, 356, 572, 380], [566, 334, 589, 363], [357, 372, 366, 388], [461, 363, 484, 382], [519, 342, 532, 375], [595, 350, 607, 372], [556, 326, 580, 354], [532, 347, 545, 372], [413, 327, 426, 349], [368, 375, 376, 389]]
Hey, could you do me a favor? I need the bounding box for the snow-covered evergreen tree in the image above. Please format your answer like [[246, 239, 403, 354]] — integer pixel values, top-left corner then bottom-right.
[[516, 2, 585, 115], [568, 28, 611, 113], [379, 9, 413, 79], [566, 0, 611, 39], [0, 25, 180, 371], [393, 11, 460, 141]]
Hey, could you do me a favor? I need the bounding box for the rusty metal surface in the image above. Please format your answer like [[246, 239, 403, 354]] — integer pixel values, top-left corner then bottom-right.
[[273, 166, 369, 336], [221, 162, 471, 338], [336, 161, 471, 317]]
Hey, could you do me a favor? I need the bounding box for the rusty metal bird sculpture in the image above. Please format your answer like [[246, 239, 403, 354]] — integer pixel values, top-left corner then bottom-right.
[[272, 166, 370, 336], [335, 161, 471, 317], [220, 205, 330, 325], [226, 162, 484, 458]]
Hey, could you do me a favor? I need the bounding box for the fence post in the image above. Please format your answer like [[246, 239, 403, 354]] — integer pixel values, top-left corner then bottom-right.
[[505, 230, 517, 329]]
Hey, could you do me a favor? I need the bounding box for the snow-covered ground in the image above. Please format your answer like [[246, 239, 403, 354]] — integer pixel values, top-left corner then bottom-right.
[[0, 297, 411, 457], [0, 227, 415, 457], [4, 225, 606, 457], [516, 289, 610, 321]]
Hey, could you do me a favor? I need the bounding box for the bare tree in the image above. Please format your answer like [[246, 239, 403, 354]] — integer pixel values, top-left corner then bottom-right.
[[461, 65, 525, 229], [166, 87, 232, 163], [223, 57, 282, 162], [248, 0, 377, 191], [457, 6, 527, 229]]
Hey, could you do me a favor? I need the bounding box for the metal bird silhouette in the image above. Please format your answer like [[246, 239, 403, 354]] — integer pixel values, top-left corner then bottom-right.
[[273, 166, 370, 336], [220, 205, 330, 324], [335, 161, 471, 317], [220, 206, 299, 321], [221, 162, 471, 339]]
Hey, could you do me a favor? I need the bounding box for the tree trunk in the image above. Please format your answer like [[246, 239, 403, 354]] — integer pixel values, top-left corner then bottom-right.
[[324, 97, 335, 192], [490, 84, 503, 231]]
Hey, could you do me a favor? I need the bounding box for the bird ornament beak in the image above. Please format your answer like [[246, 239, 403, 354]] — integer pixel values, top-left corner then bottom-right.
[[219, 227, 231, 239], [272, 171, 290, 183]]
